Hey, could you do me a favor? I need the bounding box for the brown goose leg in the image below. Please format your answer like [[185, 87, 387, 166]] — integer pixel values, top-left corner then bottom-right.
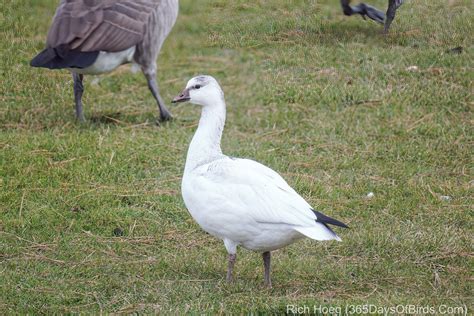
[[263, 251, 272, 288]]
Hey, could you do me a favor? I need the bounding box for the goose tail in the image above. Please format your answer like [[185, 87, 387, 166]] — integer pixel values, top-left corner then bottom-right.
[[294, 224, 342, 241], [294, 209, 349, 241], [312, 209, 349, 228]]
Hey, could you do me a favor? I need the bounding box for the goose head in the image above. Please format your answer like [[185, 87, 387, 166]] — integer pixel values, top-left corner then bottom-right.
[[172, 75, 224, 107]]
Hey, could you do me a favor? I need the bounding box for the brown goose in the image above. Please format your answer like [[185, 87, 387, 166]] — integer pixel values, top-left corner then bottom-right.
[[340, 0, 404, 32], [31, 0, 179, 122]]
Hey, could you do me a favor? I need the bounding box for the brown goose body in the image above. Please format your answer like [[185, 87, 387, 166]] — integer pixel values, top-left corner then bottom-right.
[[31, 0, 179, 122]]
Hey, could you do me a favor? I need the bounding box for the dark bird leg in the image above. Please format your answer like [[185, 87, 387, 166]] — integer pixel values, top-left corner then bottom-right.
[[341, 0, 385, 25], [72, 73, 85, 122], [384, 0, 402, 33], [262, 251, 272, 288], [143, 70, 172, 122], [226, 253, 236, 282]]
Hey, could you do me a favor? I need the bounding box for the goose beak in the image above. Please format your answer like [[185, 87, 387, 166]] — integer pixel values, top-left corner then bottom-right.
[[172, 88, 190, 103]]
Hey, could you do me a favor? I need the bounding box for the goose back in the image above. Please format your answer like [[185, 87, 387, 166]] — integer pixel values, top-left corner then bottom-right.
[[46, 0, 161, 52]]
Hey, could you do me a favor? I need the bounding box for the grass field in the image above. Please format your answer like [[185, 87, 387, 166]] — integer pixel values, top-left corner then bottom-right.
[[1, 0, 473, 313]]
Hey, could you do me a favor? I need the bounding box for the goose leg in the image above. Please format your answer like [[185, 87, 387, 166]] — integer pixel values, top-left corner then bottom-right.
[[226, 253, 236, 282], [143, 70, 172, 122], [262, 251, 272, 288], [72, 73, 85, 122], [384, 0, 402, 33]]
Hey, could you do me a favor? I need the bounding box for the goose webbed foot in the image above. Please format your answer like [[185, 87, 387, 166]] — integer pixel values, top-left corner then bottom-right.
[[156, 93, 173, 122], [154, 109, 172, 126], [352, 3, 385, 24]]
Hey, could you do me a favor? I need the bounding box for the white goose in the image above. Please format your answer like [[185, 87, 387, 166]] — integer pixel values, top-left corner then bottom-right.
[[172, 75, 348, 287]]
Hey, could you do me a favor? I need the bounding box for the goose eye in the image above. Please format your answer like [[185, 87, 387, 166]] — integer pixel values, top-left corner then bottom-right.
[[195, 84, 202, 89]]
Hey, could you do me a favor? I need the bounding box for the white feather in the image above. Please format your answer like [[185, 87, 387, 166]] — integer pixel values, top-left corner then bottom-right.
[[294, 225, 342, 241], [181, 76, 344, 254], [70, 47, 136, 75]]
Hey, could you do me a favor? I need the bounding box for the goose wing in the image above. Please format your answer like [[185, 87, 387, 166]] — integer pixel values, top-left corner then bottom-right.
[[199, 157, 347, 241], [202, 158, 328, 229], [46, 0, 158, 52]]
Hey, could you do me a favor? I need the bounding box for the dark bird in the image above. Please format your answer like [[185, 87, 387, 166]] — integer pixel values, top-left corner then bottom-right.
[[340, 0, 404, 32], [31, 0, 179, 122]]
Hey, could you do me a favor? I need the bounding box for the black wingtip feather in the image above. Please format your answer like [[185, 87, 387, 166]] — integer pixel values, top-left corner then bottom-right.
[[312, 209, 349, 228], [30, 48, 56, 67], [30, 47, 99, 70]]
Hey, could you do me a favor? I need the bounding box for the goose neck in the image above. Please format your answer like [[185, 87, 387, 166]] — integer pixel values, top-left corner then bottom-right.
[[185, 101, 226, 171]]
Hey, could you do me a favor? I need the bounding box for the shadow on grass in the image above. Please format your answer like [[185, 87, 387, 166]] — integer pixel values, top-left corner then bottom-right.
[[316, 22, 384, 42], [89, 111, 125, 125], [288, 20, 401, 47], [87, 110, 166, 127]]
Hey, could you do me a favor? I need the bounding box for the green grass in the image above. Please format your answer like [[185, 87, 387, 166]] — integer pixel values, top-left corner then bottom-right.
[[1, 0, 473, 313]]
